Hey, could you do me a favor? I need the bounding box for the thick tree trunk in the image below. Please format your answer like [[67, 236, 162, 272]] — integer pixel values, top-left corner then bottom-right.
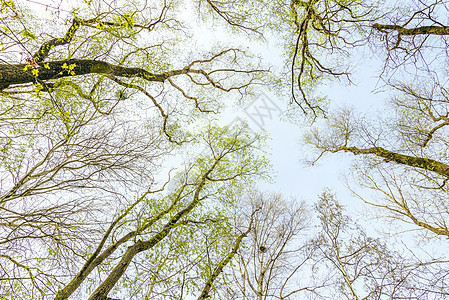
[[197, 227, 251, 300], [87, 158, 218, 299], [0, 59, 188, 90], [372, 23, 449, 35], [342, 146, 449, 178]]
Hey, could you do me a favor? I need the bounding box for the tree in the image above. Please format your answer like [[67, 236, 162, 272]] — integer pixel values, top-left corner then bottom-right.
[[306, 100, 449, 297], [312, 190, 449, 300], [0, 0, 269, 298], [200, 0, 449, 297], [303, 1, 449, 297], [305, 0, 449, 238], [195, 0, 380, 115], [1, 120, 269, 299], [223, 190, 314, 300], [195, 0, 449, 115], [0, 0, 266, 139], [62, 124, 268, 300]]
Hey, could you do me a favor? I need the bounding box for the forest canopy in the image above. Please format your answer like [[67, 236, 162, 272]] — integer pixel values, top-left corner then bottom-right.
[[1, 0, 449, 299]]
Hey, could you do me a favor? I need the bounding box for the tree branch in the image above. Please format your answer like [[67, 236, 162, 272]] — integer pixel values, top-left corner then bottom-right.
[[337, 146, 449, 178], [372, 23, 449, 35], [197, 207, 260, 300], [0, 59, 189, 90], [32, 18, 93, 63], [87, 156, 223, 299]]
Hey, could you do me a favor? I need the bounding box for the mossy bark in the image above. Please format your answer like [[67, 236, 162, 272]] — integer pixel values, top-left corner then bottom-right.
[[373, 24, 449, 35], [0, 59, 188, 90], [344, 146, 449, 178]]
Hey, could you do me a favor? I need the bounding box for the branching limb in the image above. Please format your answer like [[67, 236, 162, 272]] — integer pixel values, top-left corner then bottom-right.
[[327, 145, 449, 178], [373, 23, 449, 36], [197, 207, 260, 300], [54, 180, 170, 300], [0, 59, 189, 90]]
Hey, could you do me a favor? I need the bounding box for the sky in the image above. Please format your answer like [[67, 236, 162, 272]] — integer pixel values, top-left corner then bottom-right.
[[190, 20, 388, 212]]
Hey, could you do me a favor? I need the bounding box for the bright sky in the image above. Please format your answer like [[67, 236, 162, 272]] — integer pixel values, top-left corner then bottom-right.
[[196, 24, 388, 211]]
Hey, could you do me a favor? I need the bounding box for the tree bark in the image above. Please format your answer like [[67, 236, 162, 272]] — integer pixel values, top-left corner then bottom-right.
[[372, 23, 449, 35], [341, 146, 449, 178], [87, 158, 221, 299], [197, 222, 253, 300], [0, 59, 189, 90], [55, 193, 177, 300]]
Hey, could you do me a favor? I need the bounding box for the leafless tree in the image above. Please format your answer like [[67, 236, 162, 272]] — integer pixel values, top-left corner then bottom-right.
[[312, 190, 449, 299], [214, 190, 321, 300]]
